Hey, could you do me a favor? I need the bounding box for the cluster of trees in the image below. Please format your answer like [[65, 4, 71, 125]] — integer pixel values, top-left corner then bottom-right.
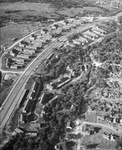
[[2, 44, 91, 150], [2, 25, 122, 150], [102, 20, 118, 34], [91, 32, 122, 64], [0, 0, 89, 9], [118, 15, 122, 24], [0, 0, 41, 2], [0, 16, 11, 27], [24, 15, 48, 22], [41, 44, 92, 83]]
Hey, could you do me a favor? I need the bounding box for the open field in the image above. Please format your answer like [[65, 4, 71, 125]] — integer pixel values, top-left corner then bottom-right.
[[0, 22, 42, 49], [0, 2, 56, 50], [0, 2, 53, 16], [0, 1, 120, 52], [57, 6, 104, 17]]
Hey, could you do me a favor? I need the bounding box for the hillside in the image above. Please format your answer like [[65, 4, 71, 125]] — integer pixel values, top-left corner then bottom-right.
[[0, 0, 91, 8]]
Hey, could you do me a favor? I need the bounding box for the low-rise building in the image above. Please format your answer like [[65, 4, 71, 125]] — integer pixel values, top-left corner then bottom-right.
[[10, 65, 18, 69], [29, 35, 36, 41], [120, 119, 122, 126], [84, 30, 98, 39], [50, 74, 71, 89], [17, 54, 30, 59], [77, 36, 88, 44], [15, 61, 24, 66], [10, 51, 15, 56], [23, 99, 32, 113], [26, 45, 37, 50], [83, 34, 92, 40], [26, 133, 37, 137], [4, 73, 14, 80], [65, 41, 75, 47], [19, 42, 25, 48], [12, 58, 24, 63], [56, 77, 71, 88], [67, 18, 75, 23], [92, 27, 106, 35], [24, 37, 31, 44], [92, 29, 101, 35], [23, 48, 35, 54], [62, 24, 70, 30], [22, 51, 33, 56], [15, 128, 23, 133], [37, 42, 43, 49], [14, 47, 22, 52], [74, 20, 81, 25], [72, 40, 81, 45]]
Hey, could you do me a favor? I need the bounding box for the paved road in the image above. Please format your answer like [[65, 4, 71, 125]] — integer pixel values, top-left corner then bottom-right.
[[0, 29, 42, 71], [0, 24, 94, 132], [3, 29, 42, 56], [0, 41, 62, 130], [82, 121, 122, 134]]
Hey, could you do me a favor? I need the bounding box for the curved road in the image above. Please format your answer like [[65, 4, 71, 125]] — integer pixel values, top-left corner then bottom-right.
[[0, 24, 94, 132], [0, 28, 42, 70], [0, 41, 62, 131]]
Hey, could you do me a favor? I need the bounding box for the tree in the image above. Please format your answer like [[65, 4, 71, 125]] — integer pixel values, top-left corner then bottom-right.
[[116, 137, 122, 150]]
